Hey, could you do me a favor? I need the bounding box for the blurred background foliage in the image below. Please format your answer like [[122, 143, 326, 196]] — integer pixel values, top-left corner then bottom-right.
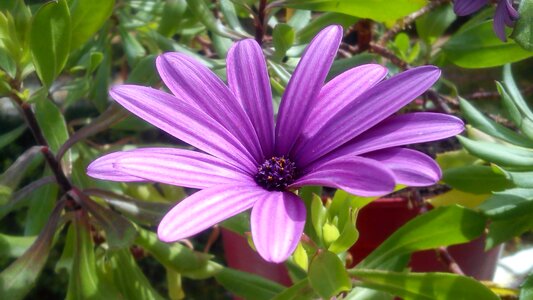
[[1, 0, 533, 299]]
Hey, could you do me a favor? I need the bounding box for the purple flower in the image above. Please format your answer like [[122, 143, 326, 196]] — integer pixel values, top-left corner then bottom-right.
[[87, 25, 464, 263], [454, 0, 519, 41]]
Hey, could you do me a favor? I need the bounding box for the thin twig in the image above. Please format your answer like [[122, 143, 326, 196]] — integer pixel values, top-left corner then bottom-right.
[[378, 0, 451, 46], [436, 246, 465, 275], [254, 0, 268, 45]]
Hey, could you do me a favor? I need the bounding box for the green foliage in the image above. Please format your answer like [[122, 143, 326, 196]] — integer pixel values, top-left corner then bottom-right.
[[308, 250, 351, 298], [29, 0, 71, 87], [443, 21, 533, 68], [512, 0, 533, 51], [350, 270, 499, 299], [1, 0, 533, 298], [282, 0, 426, 22]]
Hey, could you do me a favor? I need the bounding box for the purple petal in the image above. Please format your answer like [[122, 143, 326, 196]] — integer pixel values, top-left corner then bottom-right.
[[156, 53, 263, 163], [227, 39, 274, 157], [158, 183, 266, 242], [87, 150, 147, 182], [89, 148, 251, 189], [292, 156, 395, 196], [110, 85, 257, 173], [505, 0, 519, 20], [362, 148, 442, 187], [311, 113, 464, 164], [296, 66, 441, 167], [494, 0, 508, 41], [251, 191, 306, 263], [300, 64, 388, 138], [274, 25, 343, 155], [454, 0, 488, 16]]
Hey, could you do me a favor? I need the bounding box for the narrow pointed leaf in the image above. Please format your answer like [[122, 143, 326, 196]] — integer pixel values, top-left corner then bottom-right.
[[30, 0, 71, 87], [350, 269, 498, 300], [308, 250, 351, 298]]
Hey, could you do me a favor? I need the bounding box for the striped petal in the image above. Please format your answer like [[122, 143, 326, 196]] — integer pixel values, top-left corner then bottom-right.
[[110, 85, 257, 173], [295, 66, 441, 167], [251, 191, 306, 263], [454, 0, 488, 16], [299, 64, 388, 139], [156, 53, 263, 163], [275, 25, 343, 155], [363, 148, 442, 187], [311, 113, 464, 165], [158, 183, 266, 242], [227, 39, 274, 157], [87, 148, 250, 189], [293, 156, 395, 197]]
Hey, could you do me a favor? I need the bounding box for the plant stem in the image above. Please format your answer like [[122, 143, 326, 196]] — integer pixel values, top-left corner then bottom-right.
[[9, 87, 73, 194], [378, 0, 450, 46], [254, 0, 267, 45], [436, 246, 465, 275]]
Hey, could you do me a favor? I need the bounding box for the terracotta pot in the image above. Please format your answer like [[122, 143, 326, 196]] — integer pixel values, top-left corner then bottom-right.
[[349, 197, 501, 280], [221, 197, 500, 287]]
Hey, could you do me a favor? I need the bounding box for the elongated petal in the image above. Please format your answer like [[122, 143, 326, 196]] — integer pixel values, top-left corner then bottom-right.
[[454, 0, 487, 16], [87, 150, 146, 182], [494, 0, 508, 41], [227, 39, 274, 156], [312, 113, 464, 164], [251, 191, 306, 263], [275, 25, 343, 155], [300, 64, 388, 138], [90, 148, 250, 189], [296, 66, 441, 167], [363, 148, 441, 186], [156, 53, 263, 162], [293, 156, 395, 196], [158, 184, 266, 242], [110, 85, 257, 173]]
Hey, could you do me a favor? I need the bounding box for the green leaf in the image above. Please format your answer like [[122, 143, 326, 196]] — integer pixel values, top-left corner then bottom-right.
[[34, 97, 69, 153], [135, 227, 222, 279], [416, 3, 455, 44], [0, 202, 63, 300], [459, 97, 533, 148], [479, 188, 533, 220], [443, 21, 533, 68], [501, 64, 533, 140], [65, 213, 123, 300], [69, 0, 114, 50], [158, 0, 187, 37], [428, 189, 489, 208], [98, 249, 165, 300], [350, 269, 498, 300], [30, 0, 71, 87], [436, 149, 478, 171], [215, 268, 285, 300], [0, 125, 25, 151], [273, 24, 295, 61], [442, 165, 513, 194], [359, 206, 486, 269], [73, 191, 136, 250], [486, 213, 533, 249], [520, 273, 533, 300], [0, 233, 35, 257], [119, 25, 146, 66], [272, 279, 315, 300], [282, 0, 426, 22], [23, 172, 58, 235], [458, 136, 533, 168], [511, 0, 533, 50], [308, 250, 351, 298]]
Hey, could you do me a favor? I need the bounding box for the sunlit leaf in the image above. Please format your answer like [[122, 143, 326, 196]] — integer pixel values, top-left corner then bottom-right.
[[308, 250, 351, 298]]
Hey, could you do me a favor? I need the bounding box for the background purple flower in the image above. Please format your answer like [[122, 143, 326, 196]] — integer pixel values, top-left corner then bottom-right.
[[454, 0, 519, 41], [87, 25, 464, 263]]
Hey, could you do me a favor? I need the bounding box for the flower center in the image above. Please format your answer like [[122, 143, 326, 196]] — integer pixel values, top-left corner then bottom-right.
[[254, 156, 297, 191]]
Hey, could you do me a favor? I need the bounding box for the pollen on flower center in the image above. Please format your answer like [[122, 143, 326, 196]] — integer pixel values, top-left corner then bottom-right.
[[254, 156, 297, 191]]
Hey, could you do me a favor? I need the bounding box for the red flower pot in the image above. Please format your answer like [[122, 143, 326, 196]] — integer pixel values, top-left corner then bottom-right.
[[222, 197, 500, 287]]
